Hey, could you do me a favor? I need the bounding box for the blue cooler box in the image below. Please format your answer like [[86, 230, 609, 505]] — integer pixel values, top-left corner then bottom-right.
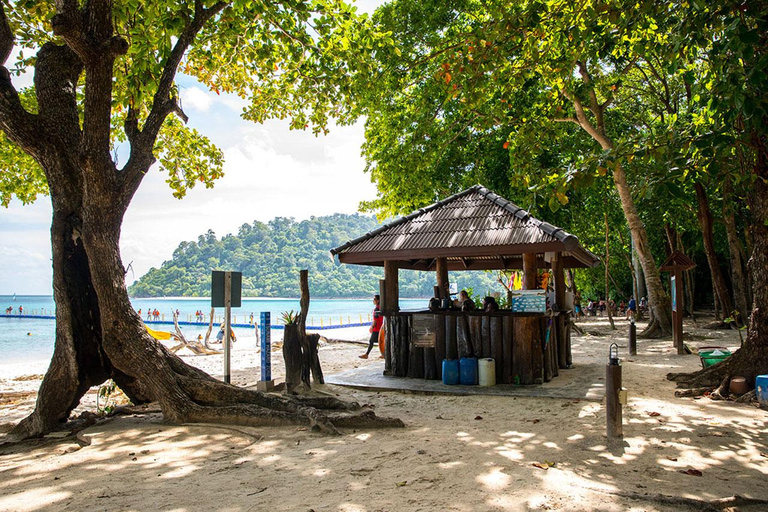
[[757, 375, 768, 408]]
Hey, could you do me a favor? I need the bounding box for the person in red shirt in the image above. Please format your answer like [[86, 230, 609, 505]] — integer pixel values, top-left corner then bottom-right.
[[359, 295, 383, 359]]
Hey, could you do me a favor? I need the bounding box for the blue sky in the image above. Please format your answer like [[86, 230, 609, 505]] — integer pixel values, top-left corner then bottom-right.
[[0, 0, 385, 295]]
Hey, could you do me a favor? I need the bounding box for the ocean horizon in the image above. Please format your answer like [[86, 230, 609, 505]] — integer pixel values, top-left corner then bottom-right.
[[0, 295, 426, 374]]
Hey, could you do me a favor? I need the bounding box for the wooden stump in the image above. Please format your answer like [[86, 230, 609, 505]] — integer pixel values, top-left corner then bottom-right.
[[283, 324, 305, 394], [309, 333, 324, 384]]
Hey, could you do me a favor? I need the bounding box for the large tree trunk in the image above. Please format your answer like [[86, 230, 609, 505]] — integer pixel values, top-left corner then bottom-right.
[[10, 192, 403, 440], [722, 180, 749, 325], [669, 135, 768, 389], [694, 182, 735, 325]]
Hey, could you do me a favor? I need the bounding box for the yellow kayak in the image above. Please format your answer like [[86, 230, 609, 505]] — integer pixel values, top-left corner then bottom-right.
[[145, 324, 172, 341]]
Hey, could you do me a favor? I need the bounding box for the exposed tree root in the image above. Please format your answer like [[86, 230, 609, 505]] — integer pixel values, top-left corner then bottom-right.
[[638, 317, 664, 339], [674, 387, 713, 398]]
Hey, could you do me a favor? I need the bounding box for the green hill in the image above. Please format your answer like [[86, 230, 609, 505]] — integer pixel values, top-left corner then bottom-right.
[[128, 214, 504, 298]]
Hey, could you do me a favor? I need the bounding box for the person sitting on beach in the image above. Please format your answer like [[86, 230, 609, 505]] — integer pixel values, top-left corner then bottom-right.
[[483, 296, 499, 312], [359, 294, 383, 359]]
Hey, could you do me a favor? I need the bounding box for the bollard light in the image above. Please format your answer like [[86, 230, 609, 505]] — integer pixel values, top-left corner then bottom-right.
[[609, 343, 620, 366]]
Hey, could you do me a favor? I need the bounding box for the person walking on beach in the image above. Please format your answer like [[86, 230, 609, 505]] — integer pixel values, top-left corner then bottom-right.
[[359, 295, 383, 359]]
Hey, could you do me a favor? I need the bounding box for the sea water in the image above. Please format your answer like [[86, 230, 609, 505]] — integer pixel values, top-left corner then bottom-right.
[[0, 295, 426, 372]]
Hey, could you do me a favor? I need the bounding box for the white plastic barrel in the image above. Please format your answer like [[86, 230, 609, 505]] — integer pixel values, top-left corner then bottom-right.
[[478, 358, 496, 387]]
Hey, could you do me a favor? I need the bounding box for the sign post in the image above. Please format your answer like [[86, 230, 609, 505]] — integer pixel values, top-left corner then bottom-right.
[[211, 270, 242, 384], [257, 312, 275, 391], [659, 251, 696, 355]]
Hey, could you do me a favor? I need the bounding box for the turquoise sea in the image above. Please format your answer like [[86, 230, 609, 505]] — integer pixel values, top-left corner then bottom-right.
[[0, 295, 425, 371]]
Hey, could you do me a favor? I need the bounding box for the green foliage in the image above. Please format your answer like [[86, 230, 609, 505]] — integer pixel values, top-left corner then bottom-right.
[[280, 310, 299, 325], [1, 0, 390, 204], [96, 380, 119, 415], [128, 213, 506, 298]]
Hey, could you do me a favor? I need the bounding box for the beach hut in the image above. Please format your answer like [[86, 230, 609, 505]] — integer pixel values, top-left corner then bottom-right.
[[331, 185, 599, 385]]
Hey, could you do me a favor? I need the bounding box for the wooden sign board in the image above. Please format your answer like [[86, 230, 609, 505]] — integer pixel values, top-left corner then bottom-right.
[[412, 314, 436, 348], [511, 290, 547, 313]]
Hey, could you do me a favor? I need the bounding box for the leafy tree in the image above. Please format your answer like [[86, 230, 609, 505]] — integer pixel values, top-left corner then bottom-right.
[[0, 0, 400, 440], [356, 0, 697, 335]]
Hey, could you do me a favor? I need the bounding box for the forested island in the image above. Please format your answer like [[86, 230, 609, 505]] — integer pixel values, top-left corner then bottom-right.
[[128, 213, 503, 298]]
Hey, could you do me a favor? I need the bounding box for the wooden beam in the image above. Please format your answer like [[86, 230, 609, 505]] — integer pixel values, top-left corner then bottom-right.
[[436, 257, 449, 299], [522, 252, 538, 289], [384, 260, 399, 313], [460, 257, 470, 269]]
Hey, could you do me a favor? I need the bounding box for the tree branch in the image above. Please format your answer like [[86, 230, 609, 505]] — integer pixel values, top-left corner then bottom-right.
[[0, 4, 40, 157], [119, 1, 227, 205], [0, 2, 13, 65]]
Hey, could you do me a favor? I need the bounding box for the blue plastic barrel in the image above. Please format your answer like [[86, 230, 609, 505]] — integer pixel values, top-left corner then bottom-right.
[[459, 357, 478, 385], [442, 359, 460, 385], [757, 375, 768, 408]]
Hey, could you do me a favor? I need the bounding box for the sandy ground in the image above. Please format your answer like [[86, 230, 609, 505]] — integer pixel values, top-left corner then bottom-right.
[[0, 315, 766, 512]]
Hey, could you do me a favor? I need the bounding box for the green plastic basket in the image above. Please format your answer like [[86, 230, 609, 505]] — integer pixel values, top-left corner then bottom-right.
[[699, 348, 731, 368]]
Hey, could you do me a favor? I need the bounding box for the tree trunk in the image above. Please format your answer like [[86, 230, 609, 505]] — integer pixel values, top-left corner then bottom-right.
[[604, 212, 615, 329], [669, 134, 768, 389], [723, 180, 749, 325], [694, 182, 735, 325], [10, 166, 402, 440], [613, 163, 672, 337]]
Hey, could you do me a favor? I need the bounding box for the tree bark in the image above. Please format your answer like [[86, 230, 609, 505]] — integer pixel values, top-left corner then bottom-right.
[[604, 213, 616, 329], [564, 73, 671, 336], [694, 182, 735, 325], [722, 180, 749, 325], [5, 17, 400, 439], [669, 133, 768, 389]]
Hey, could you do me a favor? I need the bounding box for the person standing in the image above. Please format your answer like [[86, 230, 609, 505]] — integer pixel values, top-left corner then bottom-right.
[[627, 297, 637, 321], [359, 295, 383, 359]]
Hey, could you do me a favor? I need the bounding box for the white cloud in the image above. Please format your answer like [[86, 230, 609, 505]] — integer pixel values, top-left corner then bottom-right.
[[180, 86, 213, 112]]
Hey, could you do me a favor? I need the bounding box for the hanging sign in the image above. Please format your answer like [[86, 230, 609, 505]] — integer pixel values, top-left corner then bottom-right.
[[511, 290, 547, 313]]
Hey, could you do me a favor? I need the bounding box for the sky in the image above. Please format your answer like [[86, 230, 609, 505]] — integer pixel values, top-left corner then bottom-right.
[[0, 0, 385, 295]]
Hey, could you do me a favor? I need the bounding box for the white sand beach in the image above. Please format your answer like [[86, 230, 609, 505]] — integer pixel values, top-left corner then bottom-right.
[[1, 315, 767, 511]]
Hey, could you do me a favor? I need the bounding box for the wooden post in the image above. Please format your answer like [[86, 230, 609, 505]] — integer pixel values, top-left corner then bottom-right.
[[673, 269, 684, 354], [384, 260, 399, 313], [379, 279, 386, 314], [606, 361, 623, 439], [434, 313, 445, 380], [436, 257, 449, 298], [514, 253, 540, 384], [502, 316, 513, 384], [491, 316, 504, 383], [223, 272, 232, 384], [446, 315, 458, 359], [552, 253, 568, 369]]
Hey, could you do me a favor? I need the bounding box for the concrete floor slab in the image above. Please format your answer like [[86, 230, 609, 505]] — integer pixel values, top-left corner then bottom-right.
[[326, 361, 606, 401]]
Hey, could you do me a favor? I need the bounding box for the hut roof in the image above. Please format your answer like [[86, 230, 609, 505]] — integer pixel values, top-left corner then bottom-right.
[[330, 185, 600, 271]]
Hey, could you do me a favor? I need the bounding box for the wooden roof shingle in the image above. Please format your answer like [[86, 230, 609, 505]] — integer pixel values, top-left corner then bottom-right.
[[330, 185, 600, 271]]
